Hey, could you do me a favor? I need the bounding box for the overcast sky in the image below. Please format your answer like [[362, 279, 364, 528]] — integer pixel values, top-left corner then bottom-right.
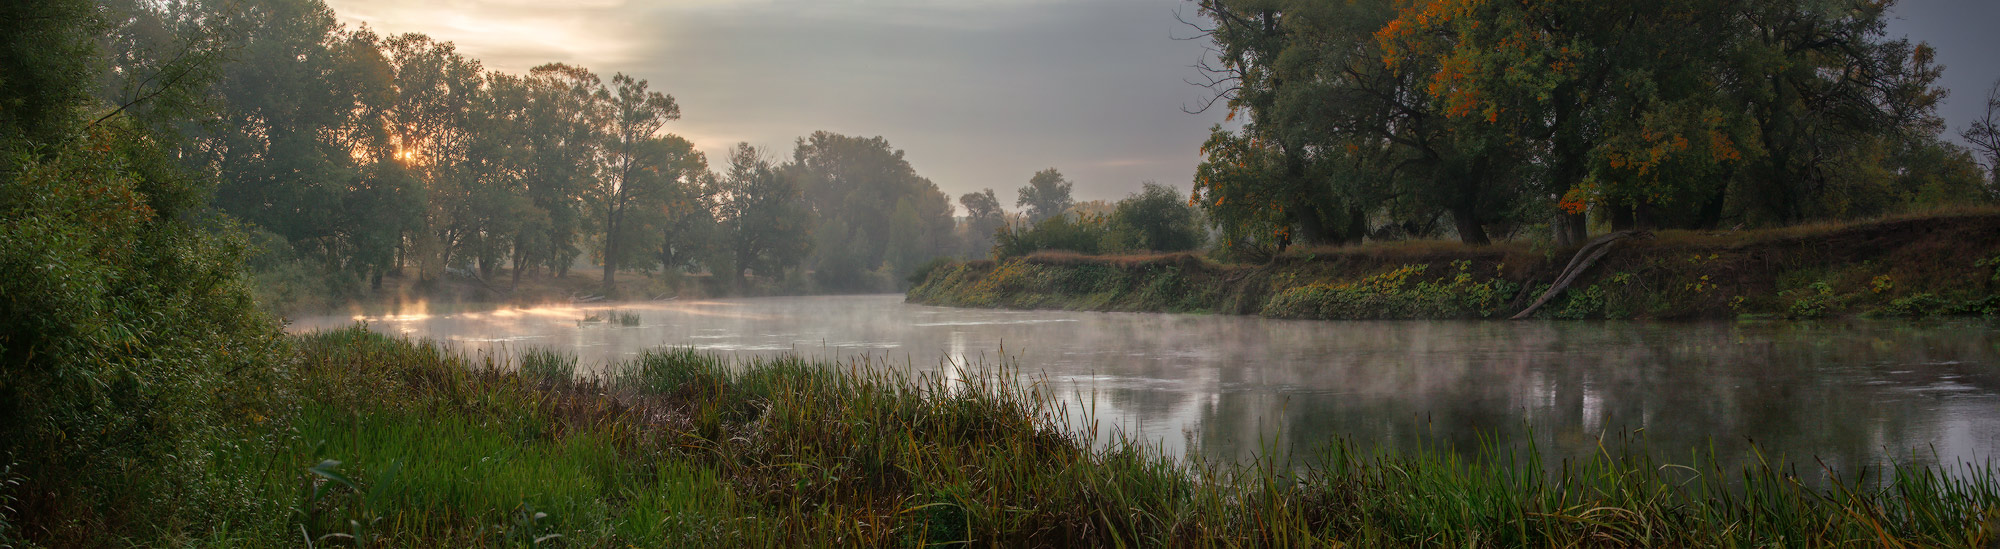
[[323, 0, 1999, 206]]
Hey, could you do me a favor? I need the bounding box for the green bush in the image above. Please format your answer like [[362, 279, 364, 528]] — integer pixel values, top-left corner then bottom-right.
[[1785, 282, 1839, 319], [907, 256, 955, 287], [1263, 261, 1520, 320], [1877, 293, 1952, 318], [1103, 183, 1204, 253], [0, 130, 282, 539], [992, 213, 1109, 259]]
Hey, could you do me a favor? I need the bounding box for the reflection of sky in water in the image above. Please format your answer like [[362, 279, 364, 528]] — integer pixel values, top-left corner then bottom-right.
[[290, 295, 2000, 476]]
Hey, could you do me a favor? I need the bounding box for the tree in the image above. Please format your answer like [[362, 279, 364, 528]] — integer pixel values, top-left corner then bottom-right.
[[1966, 81, 2000, 189], [592, 73, 680, 294], [959, 188, 1006, 258], [1016, 168, 1074, 223], [381, 33, 483, 279], [1106, 183, 1204, 253], [0, 0, 101, 153], [719, 143, 810, 284], [659, 171, 722, 275], [518, 63, 605, 280], [790, 131, 953, 290], [1190, 0, 1977, 248], [188, 0, 417, 292]]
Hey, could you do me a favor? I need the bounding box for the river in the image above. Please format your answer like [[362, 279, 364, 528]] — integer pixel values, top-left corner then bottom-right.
[[289, 294, 2000, 473]]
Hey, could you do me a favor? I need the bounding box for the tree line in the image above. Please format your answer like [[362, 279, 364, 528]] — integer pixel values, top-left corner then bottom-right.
[[1189, 0, 1999, 251], [81, 0, 1163, 306]]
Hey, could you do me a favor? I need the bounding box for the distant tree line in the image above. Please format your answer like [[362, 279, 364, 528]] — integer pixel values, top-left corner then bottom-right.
[[102, 0, 1097, 302], [1189, 0, 1998, 251]]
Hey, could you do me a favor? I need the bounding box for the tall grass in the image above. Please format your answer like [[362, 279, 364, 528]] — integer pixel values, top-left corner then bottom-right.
[[197, 327, 1999, 547]]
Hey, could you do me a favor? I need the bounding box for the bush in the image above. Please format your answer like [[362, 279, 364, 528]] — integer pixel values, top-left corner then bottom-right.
[[907, 256, 956, 287], [0, 129, 282, 540], [992, 213, 1108, 259], [1103, 183, 1204, 253], [1263, 261, 1520, 319], [1785, 282, 1839, 319]]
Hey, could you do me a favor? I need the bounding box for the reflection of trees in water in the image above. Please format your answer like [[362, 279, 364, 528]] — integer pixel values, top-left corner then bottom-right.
[[1171, 320, 2000, 473]]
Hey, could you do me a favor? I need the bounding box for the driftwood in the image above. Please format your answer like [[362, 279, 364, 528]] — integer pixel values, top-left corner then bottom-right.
[[1510, 230, 1648, 320]]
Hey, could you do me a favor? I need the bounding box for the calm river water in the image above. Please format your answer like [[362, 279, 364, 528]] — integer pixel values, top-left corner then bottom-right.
[[290, 294, 2000, 472]]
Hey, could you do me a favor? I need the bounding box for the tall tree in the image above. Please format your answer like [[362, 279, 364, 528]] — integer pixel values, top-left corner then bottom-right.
[[1965, 81, 2000, 189], [518, 63, 604, 280], [1016, 168, 1075, 223], [790, 131, 953, 290], [719, 143, 810, 284], [959, 188, 1006, 258], [592, 73, 679, 294], [382, 33, 483, 279]]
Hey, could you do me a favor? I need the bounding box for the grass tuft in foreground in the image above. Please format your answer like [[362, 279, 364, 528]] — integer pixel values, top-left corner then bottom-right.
[[180, 326, 2000, 546]]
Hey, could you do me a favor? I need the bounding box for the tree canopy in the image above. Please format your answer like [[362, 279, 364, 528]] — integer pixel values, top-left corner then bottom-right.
[[1190, 0, 1992, 249]]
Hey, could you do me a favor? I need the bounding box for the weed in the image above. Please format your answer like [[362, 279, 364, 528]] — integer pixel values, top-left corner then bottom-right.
[[520, 347, 578, 383], [1787, 282, 1839, 319], [1877, 293, 1952, 318]]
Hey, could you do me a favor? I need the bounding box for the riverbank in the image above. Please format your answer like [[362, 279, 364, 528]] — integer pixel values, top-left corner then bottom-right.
[[17, 329, 1994, 546], [909, 210, 2000, 320]]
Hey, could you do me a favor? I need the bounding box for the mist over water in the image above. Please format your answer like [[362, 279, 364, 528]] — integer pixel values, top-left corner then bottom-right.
[[290, 295, 2000, 473]]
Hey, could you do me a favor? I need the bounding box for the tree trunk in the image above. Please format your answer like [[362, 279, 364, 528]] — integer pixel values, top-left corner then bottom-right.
[[1292, 202, 1335, 246], [510, 239, 528, 291], [1554, 212, 1588, 247], [1344, 206, 1368, 245], [1608, 203, 1635, 231], [1452, 206, 1490, 245], [602, 208, 619, 296]]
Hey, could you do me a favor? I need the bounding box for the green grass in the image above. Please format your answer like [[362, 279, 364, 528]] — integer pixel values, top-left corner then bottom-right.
[[155, 327, 2000, 546]]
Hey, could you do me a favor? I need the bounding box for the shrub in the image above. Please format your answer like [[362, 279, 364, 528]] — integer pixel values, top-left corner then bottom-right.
[[907, 256, 955, 287], [1263, 261, 1519, 319], [1877, 293, 1952, 318], [992, 213, 1109, 259], [1103, 183, 1204, 253], [1786, 282, 1839, 319], [0, 129, 282, 539]]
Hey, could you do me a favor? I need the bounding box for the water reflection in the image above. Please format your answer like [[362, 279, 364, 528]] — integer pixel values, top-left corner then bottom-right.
[[289, 295, 2000, 472]]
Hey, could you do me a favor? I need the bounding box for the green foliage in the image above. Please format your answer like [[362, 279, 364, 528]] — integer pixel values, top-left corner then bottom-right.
[[720, 143, 812, 287], [992, 213, 1109, 259], [1876, 293, 1953, 318], [1979, 254, 2000, 284], [519, 347, 578, 383], [958, 188, 1007, 259], [1193, 0, 1987, 249], [0, 0, 102, 150], [1263, 261, 1520, 320], [792, 132, 955, 292], [0, 128, 284, 540], [1549, 284, 1607, 320], [1786, 282, 1839, 320], [183, 331, 2000, 546], [907, 256, 956, 287], [1103, 182, 1204, 253], [1016, 167, 1074, 223]]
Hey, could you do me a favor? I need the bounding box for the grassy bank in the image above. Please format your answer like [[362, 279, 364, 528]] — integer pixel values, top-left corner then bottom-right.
[[17, 329, 1994, 546], [909, 210, 2000, 321]]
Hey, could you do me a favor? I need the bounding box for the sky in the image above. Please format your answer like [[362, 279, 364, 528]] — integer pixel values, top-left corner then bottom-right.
[[323, 0, 2000, 207]]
